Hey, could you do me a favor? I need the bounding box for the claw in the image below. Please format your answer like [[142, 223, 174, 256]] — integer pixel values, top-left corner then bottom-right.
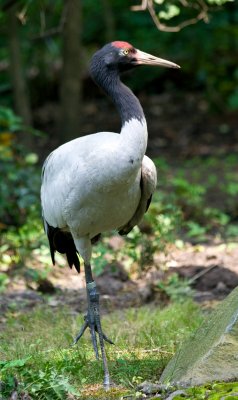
[[102, 332, 114, 345], [90, 319, 114, 344], [73, 320, 88, 345], [95, 327, 114, 344]]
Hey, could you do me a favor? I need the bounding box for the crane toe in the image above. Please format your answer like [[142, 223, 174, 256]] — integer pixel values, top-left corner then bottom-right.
[[73, 311, 114, 350]]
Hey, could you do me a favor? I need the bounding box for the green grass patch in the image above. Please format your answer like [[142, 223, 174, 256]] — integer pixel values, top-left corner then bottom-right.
[[0, 301, 202, 399]]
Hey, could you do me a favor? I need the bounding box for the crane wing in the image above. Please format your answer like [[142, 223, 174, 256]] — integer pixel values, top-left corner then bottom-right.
[[118, 155, 157, 235], [41, 154, 81, 272]]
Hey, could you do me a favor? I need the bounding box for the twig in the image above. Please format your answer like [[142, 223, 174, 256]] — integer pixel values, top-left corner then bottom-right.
[[31, 26, 63, 41], [132, 0, 209, 32], [179, 0, 189, 7], [189, 264, 218, 284], [16, 3, 29, 25], [30, 4, 68, 41], [131, 0, 147, 11], [114, 347, 173, 355]]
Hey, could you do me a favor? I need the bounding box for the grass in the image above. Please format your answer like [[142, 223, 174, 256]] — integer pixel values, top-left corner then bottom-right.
[[0, 300, 202, 399]]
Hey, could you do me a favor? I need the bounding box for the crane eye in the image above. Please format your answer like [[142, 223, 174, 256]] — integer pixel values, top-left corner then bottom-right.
[[123, 49, 129, 55]]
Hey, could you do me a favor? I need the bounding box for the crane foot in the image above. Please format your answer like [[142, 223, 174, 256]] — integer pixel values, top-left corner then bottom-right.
[[73, 281, 113, 389], [73, 314, 114, 349]]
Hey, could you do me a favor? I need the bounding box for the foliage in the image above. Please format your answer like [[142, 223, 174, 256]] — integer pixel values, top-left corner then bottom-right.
[[0, 107, 41, 228], [155, 155, 238, 240], [0, 357, 80, 399], [0, 272, 9, 293], [0, 107, 46, 281], [0, 301, 202, 399], [151, 0, 235, 23]]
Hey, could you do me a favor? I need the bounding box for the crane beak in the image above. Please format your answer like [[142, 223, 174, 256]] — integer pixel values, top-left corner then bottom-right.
[[134, 49, 180, 69]]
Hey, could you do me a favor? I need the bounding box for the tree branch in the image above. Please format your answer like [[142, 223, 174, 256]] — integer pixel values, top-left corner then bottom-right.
[[30, 4, 67, 41], [132, 0, 209, 32]]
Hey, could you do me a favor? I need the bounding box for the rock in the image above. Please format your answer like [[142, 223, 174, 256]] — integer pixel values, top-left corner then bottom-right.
[[108, 235, 125, 251], [37, 278, 56, 294], [160, 286, 238, 386], [138, 282, 154, 303], [137, 381, 161, 395], [97, 276, 123, 295], [48, 298, 62, 307], [137, 383, 187, 399], [99, 262, 129, 281], [10, 391, 18, 400]]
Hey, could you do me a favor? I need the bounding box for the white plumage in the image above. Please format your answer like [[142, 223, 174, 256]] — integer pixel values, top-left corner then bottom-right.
[[41, 118, 156, 263]]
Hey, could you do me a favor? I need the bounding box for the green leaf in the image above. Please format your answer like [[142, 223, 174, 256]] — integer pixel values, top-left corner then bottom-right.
[[0, 356, 32, 371], [159, 5, 180, 20], [25, 152, 39, 164]]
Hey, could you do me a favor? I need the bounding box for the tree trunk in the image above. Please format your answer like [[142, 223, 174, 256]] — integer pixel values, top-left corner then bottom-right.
[[8, 5, 32, 128], [59, 0, 82, 142]]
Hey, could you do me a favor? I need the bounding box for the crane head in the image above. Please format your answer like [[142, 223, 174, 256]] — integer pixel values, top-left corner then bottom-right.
[[91, 41, 180, 74], [114, 41, 180, 69]]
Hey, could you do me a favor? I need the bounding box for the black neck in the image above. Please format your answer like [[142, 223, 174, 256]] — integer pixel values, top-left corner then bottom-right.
[[90, 61, 144, 127]]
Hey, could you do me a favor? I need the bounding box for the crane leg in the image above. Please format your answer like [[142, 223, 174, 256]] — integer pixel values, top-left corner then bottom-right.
[[73, 263, 114, 390]]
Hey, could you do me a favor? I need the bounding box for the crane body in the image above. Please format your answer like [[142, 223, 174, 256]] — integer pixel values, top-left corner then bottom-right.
[[41, 41, 180, 389], [42, 119, 146, 240]]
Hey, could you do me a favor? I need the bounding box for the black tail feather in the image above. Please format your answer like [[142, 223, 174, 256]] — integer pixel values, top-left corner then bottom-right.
[[44, 221, 80, 273], [66, 251, 80, 273]]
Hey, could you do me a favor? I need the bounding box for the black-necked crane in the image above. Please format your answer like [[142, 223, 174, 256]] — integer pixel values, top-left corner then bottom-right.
[[41, 41, 180, 389]]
